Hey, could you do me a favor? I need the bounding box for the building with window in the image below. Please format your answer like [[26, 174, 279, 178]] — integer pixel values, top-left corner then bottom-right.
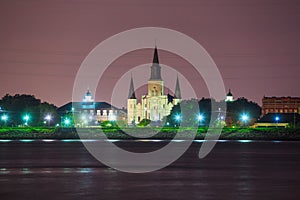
[[262, 96, 300, 115], [58, 90, 126, 127], [127, 46, 181, 125]]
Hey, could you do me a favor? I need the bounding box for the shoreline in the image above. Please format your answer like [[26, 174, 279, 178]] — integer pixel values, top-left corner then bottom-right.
[[0, 127, 299, 141], [0, 139, 299, 142]]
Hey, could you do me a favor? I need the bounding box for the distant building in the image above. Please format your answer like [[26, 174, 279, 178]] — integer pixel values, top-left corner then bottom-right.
[[225, 89, 234, 102], [127, 46, 181, 125], [262, 96, 300, 115], [57, 90, 126, 126]]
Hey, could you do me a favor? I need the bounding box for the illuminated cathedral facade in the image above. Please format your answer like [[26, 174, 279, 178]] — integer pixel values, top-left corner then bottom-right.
[[127, 47, 181, 125]]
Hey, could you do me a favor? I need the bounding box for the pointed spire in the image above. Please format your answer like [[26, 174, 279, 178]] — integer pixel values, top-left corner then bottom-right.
[[227, 89, 233, 97], [128, 75, 136, 99], [85, 87, 92, 96], [174, 75, 181, 99], [152, 46, 159, 64], [150, 46, 162, 80]]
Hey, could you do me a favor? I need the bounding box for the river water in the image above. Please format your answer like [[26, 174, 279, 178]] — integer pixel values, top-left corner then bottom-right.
[[0, 140, 299, 199]]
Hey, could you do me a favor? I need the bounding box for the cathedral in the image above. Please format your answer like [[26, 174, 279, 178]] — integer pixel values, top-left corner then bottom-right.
[[127, 46, 181, 125]]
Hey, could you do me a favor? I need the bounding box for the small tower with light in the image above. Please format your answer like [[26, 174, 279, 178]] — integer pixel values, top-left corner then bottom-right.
[[225, 89, 234, 102], [82, 89, 95, 110]]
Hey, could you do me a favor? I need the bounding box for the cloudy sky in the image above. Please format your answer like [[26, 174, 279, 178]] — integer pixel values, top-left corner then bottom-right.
[[0, 0, 299, 107]]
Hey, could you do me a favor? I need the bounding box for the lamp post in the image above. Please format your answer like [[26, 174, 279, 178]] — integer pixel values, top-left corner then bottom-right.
[[197, 113, 204, 126], [81, 115, 87, 128], [275, 116, 280, 127], [1, 114, 8, 126], [44, 114, 52, 127], [23, 114, 30, 126], [240, 113, 249, 127], [174, 114, 181, 127], [64, 118, 70, 127]]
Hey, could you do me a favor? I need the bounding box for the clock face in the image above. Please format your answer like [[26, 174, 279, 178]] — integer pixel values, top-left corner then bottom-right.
[[151, 84, 161, 96], [148, 81, 163, 96]]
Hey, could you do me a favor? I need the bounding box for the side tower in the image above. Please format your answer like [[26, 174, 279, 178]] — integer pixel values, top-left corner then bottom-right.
[[127, 76, 137, 125], [173, 75, 182, 105]]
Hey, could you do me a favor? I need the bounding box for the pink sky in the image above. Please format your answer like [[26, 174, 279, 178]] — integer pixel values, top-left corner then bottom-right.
[[0, 0, 299, 107]]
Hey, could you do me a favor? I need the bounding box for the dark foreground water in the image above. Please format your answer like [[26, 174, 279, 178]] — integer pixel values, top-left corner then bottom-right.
[[0, 140, 299, 200]]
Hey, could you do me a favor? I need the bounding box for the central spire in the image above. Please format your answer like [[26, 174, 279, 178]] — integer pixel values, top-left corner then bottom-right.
[[149, 46, 162, 80], [152, 46, 159, 64]]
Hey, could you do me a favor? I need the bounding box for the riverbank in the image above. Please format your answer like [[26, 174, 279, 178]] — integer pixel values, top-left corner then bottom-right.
[[0, 127, 299, 140]]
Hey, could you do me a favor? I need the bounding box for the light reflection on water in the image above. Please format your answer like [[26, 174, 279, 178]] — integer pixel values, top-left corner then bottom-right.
[[0, 167, 98, 175], [0, 139, 293, 143], [19, 139, 35, 142], [0, 139, 12, 142]]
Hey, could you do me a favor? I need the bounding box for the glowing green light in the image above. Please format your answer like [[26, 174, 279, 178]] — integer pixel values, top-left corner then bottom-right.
[[64, 118, 70, 125], [197, 114, 204, 121], [23, 114, 30, 121], [240, 113, 249, 122], [1, 114, 8, 121], [45, 114, 52, 121], [174, 114, 181, 121], [23, 114, 31, 126]]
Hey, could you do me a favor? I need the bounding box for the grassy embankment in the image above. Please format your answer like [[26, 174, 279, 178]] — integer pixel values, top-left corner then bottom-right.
[[0, 127, 299, 140]]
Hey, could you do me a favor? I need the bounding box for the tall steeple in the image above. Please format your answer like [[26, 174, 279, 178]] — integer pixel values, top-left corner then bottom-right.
[[149, 46, 162, 80], [152, 46, 159, 64], [128, 75, 136, 99], [174, 75, 181, 99]]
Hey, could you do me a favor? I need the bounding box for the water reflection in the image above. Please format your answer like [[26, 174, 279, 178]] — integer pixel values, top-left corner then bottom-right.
[[0, 167, 100, 175]]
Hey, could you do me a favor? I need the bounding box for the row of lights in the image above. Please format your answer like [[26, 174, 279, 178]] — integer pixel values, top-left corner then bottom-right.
[[0, 114, 53, 126], [174, 113, 281, 125], [174, 114, 205, 122], [1, 112, 282, 127]]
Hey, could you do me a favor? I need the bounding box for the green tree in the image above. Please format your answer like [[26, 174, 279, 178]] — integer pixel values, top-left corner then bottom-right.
[[0, 94, 58, 126], [166, 97, 261, 127], [137, 119, 151, 127], [226, 97, 261, 126]]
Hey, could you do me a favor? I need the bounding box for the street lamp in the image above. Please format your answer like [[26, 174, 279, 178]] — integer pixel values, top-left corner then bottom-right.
[[81, 115, 87, 127], [197, 113, 204, 126], [64, 118, 70, 127], [175, 114, 181, 121], [275, 116, 280, 127], [110, 114, 116, 122], [1, 114, 8, 126], [174, 114, 181, 127], [44, 114, 52, 127], [240, 113, 249, 127], [197, 114, 204, 121], [23, 114, 30, 126]]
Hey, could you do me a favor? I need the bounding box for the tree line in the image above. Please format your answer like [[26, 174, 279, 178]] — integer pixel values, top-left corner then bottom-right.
[[165, 97, 262, 127], [0, 94, 58, 126]]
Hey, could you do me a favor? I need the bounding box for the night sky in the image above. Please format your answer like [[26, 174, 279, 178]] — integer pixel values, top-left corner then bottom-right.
[[0, 0, 299, 107]]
